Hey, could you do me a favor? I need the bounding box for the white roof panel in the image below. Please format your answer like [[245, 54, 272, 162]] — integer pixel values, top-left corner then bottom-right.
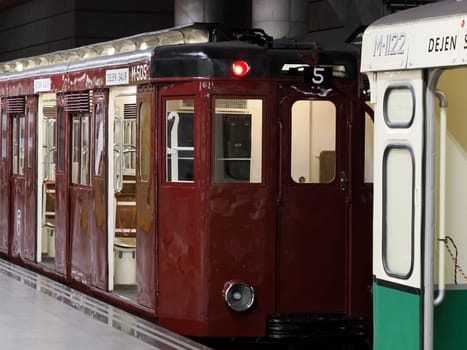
[[361, 0, 467, 72]]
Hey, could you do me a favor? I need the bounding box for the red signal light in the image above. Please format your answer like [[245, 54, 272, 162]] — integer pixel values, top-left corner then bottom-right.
[[231, 60, 250, 77]]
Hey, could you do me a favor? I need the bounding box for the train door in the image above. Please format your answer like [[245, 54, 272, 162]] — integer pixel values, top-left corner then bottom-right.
[[372, 70, 425, 349], [0, 99, 10, 253], [37, 93, 57, 267], [277, 86, 348, 313], [90, 90, 108, 289], [135, 86, 156, 308], [68, 92, 92, 284], [7, 95, 37, 262], [108, 86, 138, 299], [23, 96, 37, 261], [54, 94, 70, 275]]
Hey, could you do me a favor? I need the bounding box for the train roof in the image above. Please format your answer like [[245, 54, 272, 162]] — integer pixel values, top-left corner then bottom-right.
[[0, 23, 360, 95], [151, 40, 359, 80], [0, 24, 213, 79], [361, 0, 467, 72]]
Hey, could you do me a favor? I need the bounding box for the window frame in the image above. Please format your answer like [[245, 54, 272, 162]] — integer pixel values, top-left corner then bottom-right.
[[163, 97, 195, 184], [211, 96, 265, 185], [70, 112, 90, 186], [11, 114, 25, 176], [382, 144, 415, 279], [290, 99, 337, 185], [383, 84, 415, 128]]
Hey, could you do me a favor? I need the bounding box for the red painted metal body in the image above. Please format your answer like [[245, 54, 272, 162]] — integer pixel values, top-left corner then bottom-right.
[[0, 101, 10, 253], [0, 25, 373, 345]]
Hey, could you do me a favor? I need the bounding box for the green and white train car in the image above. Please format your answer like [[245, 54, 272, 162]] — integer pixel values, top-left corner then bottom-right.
[[361, 0, 467, 349]]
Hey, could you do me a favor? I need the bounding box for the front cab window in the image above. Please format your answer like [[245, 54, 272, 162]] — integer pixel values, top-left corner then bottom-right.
[[213, 98, 263, 183]]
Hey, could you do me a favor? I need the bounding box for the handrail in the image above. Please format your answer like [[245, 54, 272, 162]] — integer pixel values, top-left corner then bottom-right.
[[434, 89, 447, 306], [114, 116, 124, 194]]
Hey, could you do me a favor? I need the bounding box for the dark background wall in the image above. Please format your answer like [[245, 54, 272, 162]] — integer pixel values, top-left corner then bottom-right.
[[0, 0, 180, 60], [0, 0, 438, 61]]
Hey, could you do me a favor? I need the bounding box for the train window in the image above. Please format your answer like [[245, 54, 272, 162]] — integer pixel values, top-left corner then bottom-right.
[[1, 109, 6, 163], [71, 114, 90, 185], [94, 103, 105, 177], [27, 108, 34, 168], [11, 115, 25, 175], [166, 99, 194, 182], [12, 117, 18, 174], [291, 100, 336, 184], [19, 116, 25, 175], [383, 146, 414, 278], [213, 98, 262, 183], [383, 85, 415, 127], [57, 107, 65, 172], [139, 101, 151, 182], [81, 117, 89, 184]]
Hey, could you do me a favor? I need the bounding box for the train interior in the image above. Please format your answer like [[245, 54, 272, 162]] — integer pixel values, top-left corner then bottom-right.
[[37, 92, 56, 269], [434, 68, 467, 294], [108, 86, 137, 299]]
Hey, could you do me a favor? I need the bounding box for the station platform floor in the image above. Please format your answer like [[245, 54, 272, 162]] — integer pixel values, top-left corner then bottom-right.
[[0, 258, 210, 350]]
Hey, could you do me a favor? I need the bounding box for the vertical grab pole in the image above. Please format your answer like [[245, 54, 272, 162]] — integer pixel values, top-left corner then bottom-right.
[[434, 90, 447, 306]]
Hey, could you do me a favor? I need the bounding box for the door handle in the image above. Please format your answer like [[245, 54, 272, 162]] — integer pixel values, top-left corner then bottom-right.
[[434, 90, 447, 306], [339, 171, 347, 192]]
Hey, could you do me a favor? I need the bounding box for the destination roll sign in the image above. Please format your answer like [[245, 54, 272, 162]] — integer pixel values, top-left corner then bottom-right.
[[361, 16, 467, 72]]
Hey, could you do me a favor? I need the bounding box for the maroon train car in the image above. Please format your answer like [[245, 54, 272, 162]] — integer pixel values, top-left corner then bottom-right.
[[0, 24, 373, 347]]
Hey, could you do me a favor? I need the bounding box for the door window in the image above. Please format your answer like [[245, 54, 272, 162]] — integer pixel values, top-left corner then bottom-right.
[[57, 106, 65, 172], [165, 99, 194, 182], [94, 103, 105, 177], [11, 115, 25, 175], [213, 98, 262, 183], [291, 100, 336, 184], [139, 101, 151, 182], [27, 108, 34, 168], [1, 109, 6, 163], [71, 113, 90, 185]]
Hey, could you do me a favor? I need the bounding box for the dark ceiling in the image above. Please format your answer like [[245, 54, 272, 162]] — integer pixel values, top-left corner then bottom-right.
[[0, 0, 26, 9]]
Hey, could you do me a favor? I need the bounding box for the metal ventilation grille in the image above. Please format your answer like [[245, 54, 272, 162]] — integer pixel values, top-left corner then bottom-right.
[[42, 106, 56, 119], [65, 92, 91, 113], [123, 103, 136, 119], [6, 97, 25, 114]]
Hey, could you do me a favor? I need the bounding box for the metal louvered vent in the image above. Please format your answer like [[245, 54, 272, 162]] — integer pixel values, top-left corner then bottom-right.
[[123, 103, 137, 119], [6, 97, 25, 114], [65, 92, 91, 113], [42, 106, 56, 119]]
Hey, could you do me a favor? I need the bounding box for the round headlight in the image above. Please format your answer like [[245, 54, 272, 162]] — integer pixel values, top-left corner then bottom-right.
[[223, 280, 255, 312]]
